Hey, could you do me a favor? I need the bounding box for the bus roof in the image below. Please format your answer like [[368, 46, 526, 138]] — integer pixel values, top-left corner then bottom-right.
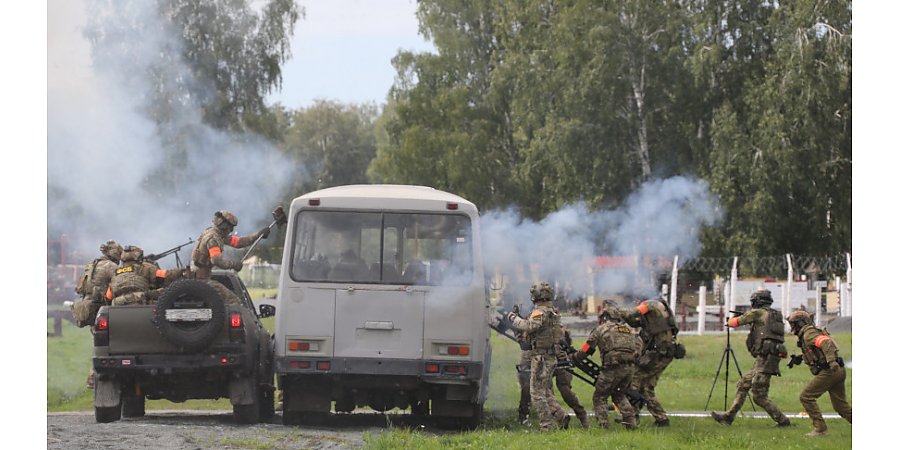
[[293, 185, 478, 214]]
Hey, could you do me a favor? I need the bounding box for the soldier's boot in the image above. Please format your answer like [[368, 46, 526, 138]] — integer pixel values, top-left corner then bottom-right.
[[808, 417, 828, 436], [775, 418, 792, 427], [710, 411, 733, 425], [806, 429, 828, 437], [86, 368, 95, 390], [557, 414, 571, 430], [654, 418, 670, 427], [518, 411, 528, 424], [576, 411, 590, 429]]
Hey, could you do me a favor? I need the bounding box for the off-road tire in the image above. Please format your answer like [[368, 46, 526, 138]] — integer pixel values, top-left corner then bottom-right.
[[233, 375, 261, 424], [154, 280, 225, 352], [95, 404, 121, 423], [259, 385, 275, 420]]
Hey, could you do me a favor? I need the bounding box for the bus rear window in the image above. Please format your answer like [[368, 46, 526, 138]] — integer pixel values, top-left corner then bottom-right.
[[290, 210, 473, 286]]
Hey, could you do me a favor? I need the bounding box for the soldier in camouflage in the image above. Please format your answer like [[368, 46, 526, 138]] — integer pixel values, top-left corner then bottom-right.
[[515, 327, 590, 428], [787, 310, 852, 437], [105, 246, 187, 305], [711, 289, 791, 427], [574, 307, 642, 429], [191, 210, 269, 304], [508, 281, 571, 431], [621, 297, 683, 427], [78, 240, 123, 389]]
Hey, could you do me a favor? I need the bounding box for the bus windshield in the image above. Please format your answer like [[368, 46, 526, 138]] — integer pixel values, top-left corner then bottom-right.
[[290, 210, 473, 286]]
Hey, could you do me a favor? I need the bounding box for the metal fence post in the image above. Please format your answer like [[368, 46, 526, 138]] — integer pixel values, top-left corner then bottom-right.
[[698, 285, 707, 335]]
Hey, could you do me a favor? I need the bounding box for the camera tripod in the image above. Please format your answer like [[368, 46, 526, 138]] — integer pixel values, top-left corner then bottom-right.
[[704, 321, 755, 412]]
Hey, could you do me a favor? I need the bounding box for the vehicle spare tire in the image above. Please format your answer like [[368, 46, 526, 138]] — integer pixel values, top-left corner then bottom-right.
[[154, 279, 226, 352]]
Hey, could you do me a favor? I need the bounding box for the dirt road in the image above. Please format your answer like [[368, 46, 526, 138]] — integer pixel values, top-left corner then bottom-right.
[[47, 410, 383, 449]]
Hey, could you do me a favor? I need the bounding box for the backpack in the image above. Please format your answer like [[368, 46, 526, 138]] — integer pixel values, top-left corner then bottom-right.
[[75, 259, 100, 296]]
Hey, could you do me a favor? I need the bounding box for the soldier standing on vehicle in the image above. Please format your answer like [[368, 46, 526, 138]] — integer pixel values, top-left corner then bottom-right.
[[508, 281, 571, 431], [76, 240, 123, 389], [711, 289, 792, 427], [621, 297, 684, 427], [573, 308, 642, 429], [192, 210, 269, 304], [191, 210, 269, 279], [106, 246, 186, 305], [787, 310, 852, 436]]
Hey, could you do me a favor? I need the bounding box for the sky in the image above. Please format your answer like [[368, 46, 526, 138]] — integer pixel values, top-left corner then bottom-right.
[[266, 0, 435, 109]]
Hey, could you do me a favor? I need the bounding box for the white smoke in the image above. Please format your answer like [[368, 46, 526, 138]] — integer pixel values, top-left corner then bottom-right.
[[47, 1, 300, 264], [481, 176, 722, 308]]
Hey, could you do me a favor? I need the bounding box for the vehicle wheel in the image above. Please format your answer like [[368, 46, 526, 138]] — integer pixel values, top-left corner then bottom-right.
[[95, 404, 121, 423], [459, 403, 484, 430], [154, 280, 225, 352], [121, 383, 145, 418]]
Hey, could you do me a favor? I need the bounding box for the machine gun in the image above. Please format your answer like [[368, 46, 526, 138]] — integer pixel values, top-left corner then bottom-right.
[[145, 238, 194, 268], [559, 341, 648, 411]]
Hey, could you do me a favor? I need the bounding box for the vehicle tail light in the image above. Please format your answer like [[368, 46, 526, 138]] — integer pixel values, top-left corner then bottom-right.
[[445, 365, 466, 374], [316, 361, 331, 371], [230, 313, 242, 328], [220, 357, 228, 364], [425, 363, 439, 373], [290, 361, 311, 369], [308, 199, 320, 206], [446, 202, 458, 210], [95, 314, 108, 331], [288, 340, 318, 352], [447, 345, 469, 356]]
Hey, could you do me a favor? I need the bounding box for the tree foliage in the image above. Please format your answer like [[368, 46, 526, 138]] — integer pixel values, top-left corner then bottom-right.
[[370, 0, 852, 257]]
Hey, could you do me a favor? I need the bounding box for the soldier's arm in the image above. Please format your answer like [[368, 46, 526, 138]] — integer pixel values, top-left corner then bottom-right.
[[224, 230, 265, 249], [622, 305, 644, 328], [510, 309, 545, 333], [207, 236, 242, 270], [727, 308, 763, 328]]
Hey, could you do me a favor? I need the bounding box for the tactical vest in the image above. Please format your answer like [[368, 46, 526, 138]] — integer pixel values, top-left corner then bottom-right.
[[747, 307, 785, 356], [110, 264, 151, 297], [799, 326, 835, 370], [529, 305, 563, 351], [75, 258, 101, 296], [640, 300, 677, 335], [192, 227, 224, 279], [598, 322, 641, 365]]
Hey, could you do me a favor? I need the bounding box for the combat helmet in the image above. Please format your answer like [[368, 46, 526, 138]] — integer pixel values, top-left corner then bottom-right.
[[599, 306, 623, 323], [530, 281, 554, 302], [750, 289, 774, 308], [121, 245, 144, 263], [787, 310, 813, 335], [213, 210, 238, 232], [100, 240, 123, 263]]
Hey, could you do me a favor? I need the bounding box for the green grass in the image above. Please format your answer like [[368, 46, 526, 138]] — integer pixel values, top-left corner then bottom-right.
[[49, 318, 852, 448]]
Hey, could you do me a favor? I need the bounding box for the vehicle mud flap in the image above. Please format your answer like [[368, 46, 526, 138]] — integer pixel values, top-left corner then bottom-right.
[[153, 279, 225, 352], [94, 378, 121, 408], [285, 377, 331, 412], [229, 376, 256, 406]]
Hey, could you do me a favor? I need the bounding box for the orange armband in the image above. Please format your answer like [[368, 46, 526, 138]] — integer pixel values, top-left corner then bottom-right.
[[208, 246, 222, 258], [106, 287, 112, 301], [814, 335, 832, 348], [155, 269, 167, 279], [580, 342, 591, 353], [728, 317, 740, 327], [637, 302, 650, 315], [230, 235, 240, 247]]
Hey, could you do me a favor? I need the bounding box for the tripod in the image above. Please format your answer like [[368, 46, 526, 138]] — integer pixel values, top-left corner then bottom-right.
[[704, 322, 755, 412]]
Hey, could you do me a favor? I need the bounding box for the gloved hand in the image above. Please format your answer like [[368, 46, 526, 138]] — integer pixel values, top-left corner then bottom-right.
[[787, 354, 804, 369], [573, 350, 587, 361], [507, 311, 518, 322], [258, 226, 271, 239]]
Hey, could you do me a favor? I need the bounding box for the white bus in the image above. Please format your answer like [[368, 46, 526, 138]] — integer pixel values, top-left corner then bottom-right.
[[273, 185, 490, 427]]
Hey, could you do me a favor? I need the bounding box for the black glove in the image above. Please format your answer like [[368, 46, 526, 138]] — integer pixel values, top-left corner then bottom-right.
[[573, 350, 587, 361], [258, 226, 271, 239], [507, 311, 518, 322], [787, 354, 803, 369]]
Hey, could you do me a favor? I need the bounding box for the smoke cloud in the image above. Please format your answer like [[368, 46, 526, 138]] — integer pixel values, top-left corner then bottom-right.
[[481, 176, 722, 308], [48, 1, 300, 263]]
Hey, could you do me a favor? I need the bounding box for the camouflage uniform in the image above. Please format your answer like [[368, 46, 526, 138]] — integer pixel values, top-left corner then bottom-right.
[[713, 290, 790, 427], [106, 246, 185, 305], [577, 312, 642, 429], [622, 299, 681, 426], [789, 311, 852, 436], [508, 282, 570, 431], [191, 210, 266, 304], [78, 240, 122, 389], [516, 328, 590, 428]]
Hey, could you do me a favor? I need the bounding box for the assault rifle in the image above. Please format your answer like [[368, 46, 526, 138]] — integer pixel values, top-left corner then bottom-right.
[[488, 304, 526, 348], [145, 238, 194, 268], [787, 354, 804, 369]]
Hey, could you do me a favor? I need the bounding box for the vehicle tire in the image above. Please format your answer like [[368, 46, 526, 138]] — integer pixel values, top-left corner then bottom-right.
[[459, 403, 484, 430], [95, 404, 121, 423], [121, 383, 145, 418], [154, 279, 225, 352]]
